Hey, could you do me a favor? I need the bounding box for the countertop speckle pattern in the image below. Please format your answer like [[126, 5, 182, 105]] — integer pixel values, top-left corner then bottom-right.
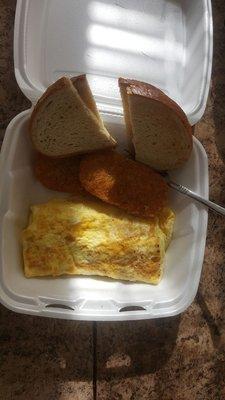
[[1, 0, 225, 399], [0, 307, 93, 400]]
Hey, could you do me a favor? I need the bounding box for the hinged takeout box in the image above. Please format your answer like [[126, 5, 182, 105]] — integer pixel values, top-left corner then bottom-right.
[[0, 0, 212, 320]]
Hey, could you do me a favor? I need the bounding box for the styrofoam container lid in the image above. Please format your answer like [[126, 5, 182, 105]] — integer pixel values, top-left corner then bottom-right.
[[14, 0, 213, 124]]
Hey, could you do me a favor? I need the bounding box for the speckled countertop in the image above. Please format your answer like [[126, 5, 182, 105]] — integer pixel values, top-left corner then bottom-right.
[[1, 1, 225, 399]]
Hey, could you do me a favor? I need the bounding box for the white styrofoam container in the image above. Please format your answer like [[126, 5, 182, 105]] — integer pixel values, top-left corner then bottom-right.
[[0, 0, 212, 320]]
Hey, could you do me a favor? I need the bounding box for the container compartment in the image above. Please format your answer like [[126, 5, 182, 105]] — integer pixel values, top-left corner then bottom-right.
[[0, 112, 208, 320], [0, 0, 212, 320]]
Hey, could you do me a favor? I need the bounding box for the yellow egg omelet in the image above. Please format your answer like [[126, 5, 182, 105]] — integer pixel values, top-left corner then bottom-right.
[[22, 196, 175, 284]]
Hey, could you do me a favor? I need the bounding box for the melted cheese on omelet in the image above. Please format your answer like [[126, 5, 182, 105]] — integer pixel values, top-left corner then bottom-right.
[[22, 196, 175, 284]]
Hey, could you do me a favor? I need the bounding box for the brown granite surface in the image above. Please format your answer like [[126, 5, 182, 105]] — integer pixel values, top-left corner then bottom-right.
[[1, 0, 225, 399]]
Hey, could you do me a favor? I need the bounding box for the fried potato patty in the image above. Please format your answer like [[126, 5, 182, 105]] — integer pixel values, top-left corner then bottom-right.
[[79, 151, 168, 217], [34, 153, 83, 193]]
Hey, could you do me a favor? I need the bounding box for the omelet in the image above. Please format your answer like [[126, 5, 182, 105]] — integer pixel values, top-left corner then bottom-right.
[[22, 196, 175, 284]]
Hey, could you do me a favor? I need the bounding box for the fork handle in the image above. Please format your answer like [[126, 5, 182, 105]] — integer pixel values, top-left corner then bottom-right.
[[168, 181, 225, 216]]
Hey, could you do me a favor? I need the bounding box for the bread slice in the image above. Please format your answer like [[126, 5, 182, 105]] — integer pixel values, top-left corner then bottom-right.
[[71, 75, 101, 122], [118, 78, 135, 153], [118, 78, 193, 170], [29, 76, 116, 157]]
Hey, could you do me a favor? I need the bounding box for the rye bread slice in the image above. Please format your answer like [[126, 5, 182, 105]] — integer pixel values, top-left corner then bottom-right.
[[71, 75, 101, 122], [119, 78, 192, 170], [29, 77, 116, 158]]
